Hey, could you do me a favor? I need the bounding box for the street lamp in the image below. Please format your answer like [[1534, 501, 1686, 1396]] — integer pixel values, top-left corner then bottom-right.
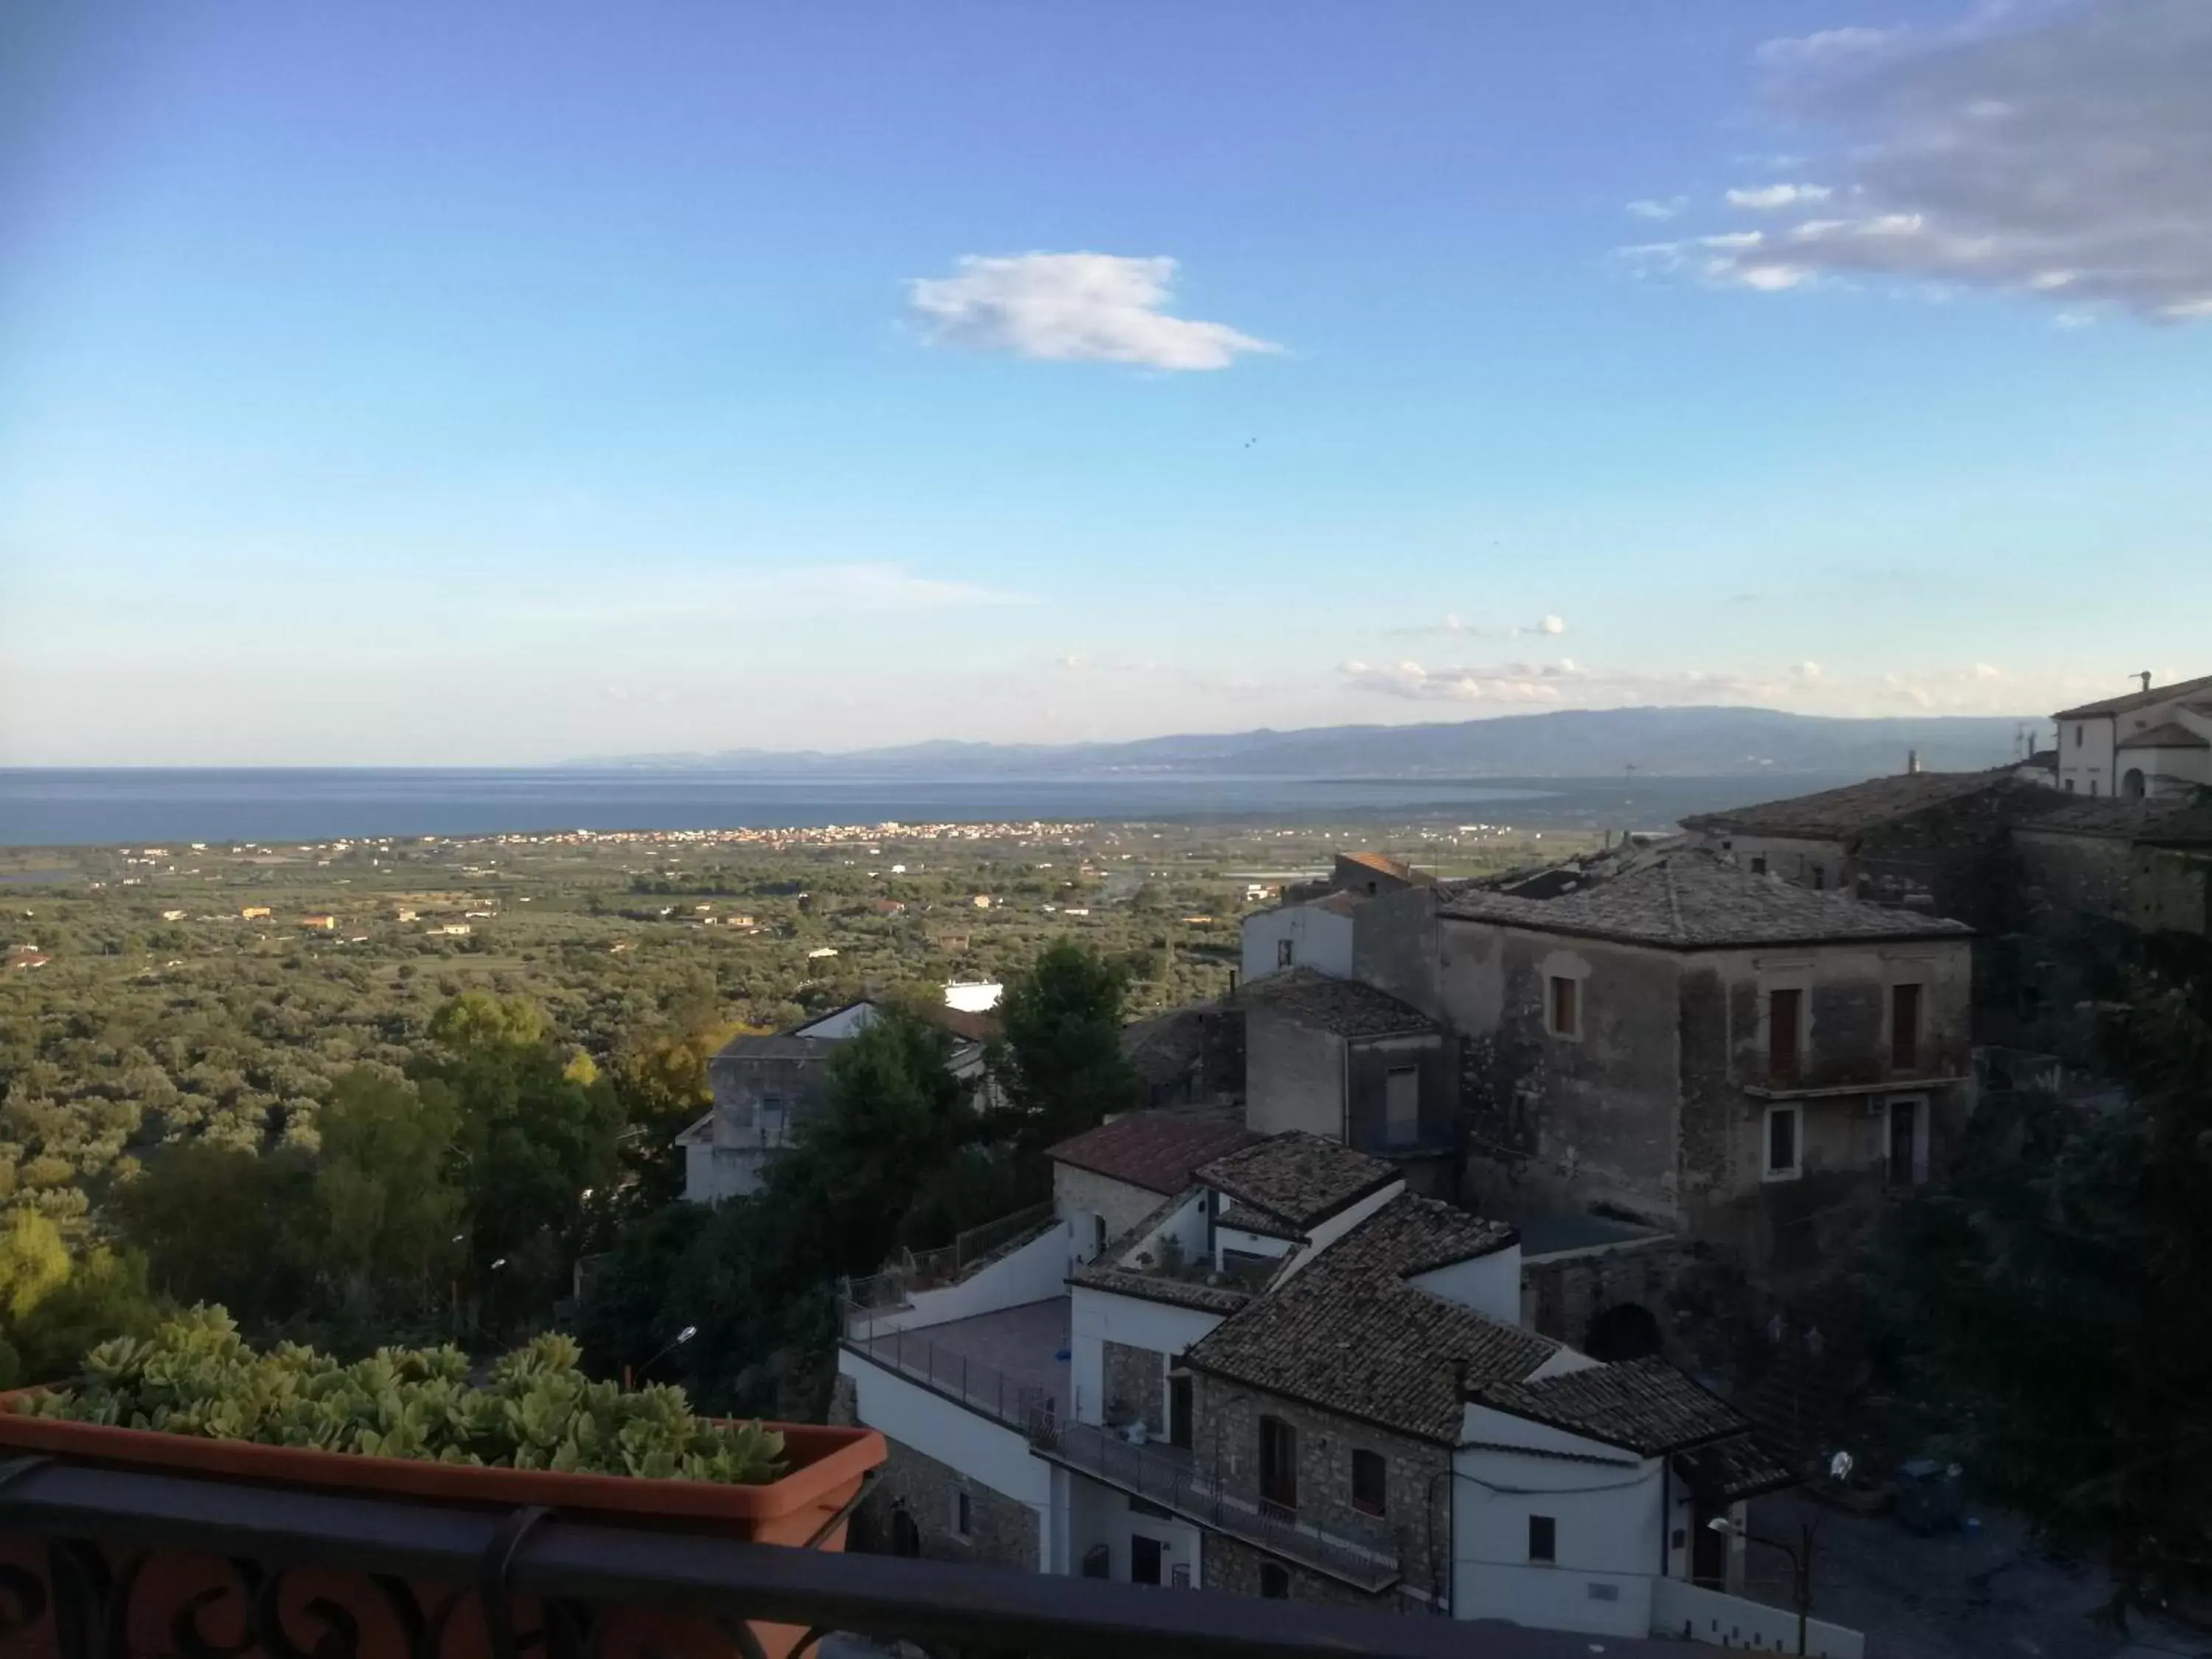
[[1707, 1453, 1852, 1656], [628, 1324, 698, 1391]]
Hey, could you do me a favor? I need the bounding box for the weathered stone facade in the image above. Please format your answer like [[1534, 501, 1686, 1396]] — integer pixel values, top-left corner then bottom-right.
[[1054, 1163, 1175, 1250], [1189, 1374, 1452, 1604], [1522, 1237, 1691, 1353], [1201, 1534, 1397, 1610], [853, 1436, 1037, 1572], [1102, 1339, 1166, 1434]]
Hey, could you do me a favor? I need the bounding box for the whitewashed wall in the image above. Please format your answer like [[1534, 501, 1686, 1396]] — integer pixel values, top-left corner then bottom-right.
[[1408, 1244, 1523, 1326], [1069, 1287, 1227, 1427], [1241, 903, 1354, 983], [1651, 1578, 1863, 1658], [848, 1224, 1069, 1338]]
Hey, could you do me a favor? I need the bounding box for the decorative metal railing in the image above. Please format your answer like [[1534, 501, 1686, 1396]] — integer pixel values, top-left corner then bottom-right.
[[0, 1456, 1660, 1659]]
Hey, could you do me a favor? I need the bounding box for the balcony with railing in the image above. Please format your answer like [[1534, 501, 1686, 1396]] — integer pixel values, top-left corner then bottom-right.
[[1032, 1416, 1405, 1593], [0, 1455, 1669, 1659]]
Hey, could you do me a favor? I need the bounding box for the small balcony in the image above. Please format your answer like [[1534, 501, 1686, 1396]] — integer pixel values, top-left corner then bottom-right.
[[0, 1455, 1658, 1659], [1033, 1416, 1405, 1594]]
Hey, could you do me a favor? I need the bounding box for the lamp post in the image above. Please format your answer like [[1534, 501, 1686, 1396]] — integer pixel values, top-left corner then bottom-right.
[[1706, 1453, 1851, 1657], [627, 1324, 697, 1391]]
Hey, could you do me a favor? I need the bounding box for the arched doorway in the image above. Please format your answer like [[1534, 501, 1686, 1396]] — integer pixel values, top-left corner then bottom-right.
[[891, 1506, 922, 1558], [2123, 768, 2146, 799], [1584, 1302, 1663, 1362]]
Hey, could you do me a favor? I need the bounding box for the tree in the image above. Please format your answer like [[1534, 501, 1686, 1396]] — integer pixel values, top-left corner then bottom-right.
[[312, 1069, 465, 1328], [114, 1142, 319, 1330], [1877, 984, 2212, 1624], [0, 1209, 161, 1387], [990, 939, 1141, 1150]]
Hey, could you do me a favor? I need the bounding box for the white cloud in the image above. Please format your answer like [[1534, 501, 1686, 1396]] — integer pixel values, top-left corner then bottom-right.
[[907, 253, 1281, 369], [1726, 183, 1834, 209], [1627, 197, 1688, 220], [1387, 612, 1566, 639], [1339, 655, 2060, 714], [1796, 661, 1823, 681], [1635, 0, 2212, 320], [1536, 614, 1567, 636]]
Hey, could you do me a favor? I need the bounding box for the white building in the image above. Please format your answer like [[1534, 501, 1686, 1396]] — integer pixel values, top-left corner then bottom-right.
[[1239, 891, 1358, 983], [2053, 672, 2212, 800], [835, 1114, 1857, 1655]]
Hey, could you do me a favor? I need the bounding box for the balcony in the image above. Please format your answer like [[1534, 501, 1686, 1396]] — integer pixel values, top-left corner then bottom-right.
[[841, 1297, 1067, 1434], [1033, 1417, 1405, 1593], [0, 1455, 1652, 1659]]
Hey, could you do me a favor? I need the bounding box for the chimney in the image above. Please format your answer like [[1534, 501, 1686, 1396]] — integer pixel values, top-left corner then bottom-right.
[[2138, 670, 2153, 693], [1906, 748, 1921, 775]]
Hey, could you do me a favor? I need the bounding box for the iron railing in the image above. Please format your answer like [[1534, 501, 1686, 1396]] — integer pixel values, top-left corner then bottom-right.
[[0, 1458, 1674, 1659], [1033, 1416, 1405, 1593], [838, 1324, 1057, 1436], [842, 1202, 1055, 1313]]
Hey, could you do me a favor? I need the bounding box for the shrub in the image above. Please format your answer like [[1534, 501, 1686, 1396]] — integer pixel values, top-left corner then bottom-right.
[[20, 1305, 784, 1484]]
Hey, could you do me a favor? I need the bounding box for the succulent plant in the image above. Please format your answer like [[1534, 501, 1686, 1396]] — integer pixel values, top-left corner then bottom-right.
[[19, 1306, 784, 1484]]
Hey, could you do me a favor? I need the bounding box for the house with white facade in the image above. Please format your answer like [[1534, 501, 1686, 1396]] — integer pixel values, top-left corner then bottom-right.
[[835, 1115, 1853, 1654], [2053, 671, 2212, 800]]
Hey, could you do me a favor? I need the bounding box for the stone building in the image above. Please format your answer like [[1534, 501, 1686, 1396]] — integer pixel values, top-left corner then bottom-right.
[[836, 1119, 1840, 1651], [2051, 672, 2212, 799], [1353, 849, 1975, 1276], [678, 998, 995, 1202]]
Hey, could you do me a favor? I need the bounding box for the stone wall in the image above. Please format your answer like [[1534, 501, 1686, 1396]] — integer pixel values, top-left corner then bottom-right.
[[1201, 1534, 1397, 1610], [1521, 1237, 1692, 1354], [1102, 1339, 1165, 1435], [1054, 1163, 1172, 1248], [1191, 1374, 1452, 1603], [852, 1436, 1038, 1572]]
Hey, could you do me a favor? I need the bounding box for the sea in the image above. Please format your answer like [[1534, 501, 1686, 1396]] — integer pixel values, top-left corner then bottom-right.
[[0, 768, 1806, 849]]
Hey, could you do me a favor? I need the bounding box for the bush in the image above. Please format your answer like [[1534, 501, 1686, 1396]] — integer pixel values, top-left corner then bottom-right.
[[23, 1305, 785, 1484]]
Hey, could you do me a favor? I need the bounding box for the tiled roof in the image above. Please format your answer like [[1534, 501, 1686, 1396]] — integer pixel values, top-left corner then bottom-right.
[[2012, 796, 2212, 846], [1217, 1202, 1303, 1240], [1439, 849, 1974, 948], [1673, 1436, 1799, 1503], [1187, 1194, 1552, 1444], [919, 1004, 1001, 1044], [1682, 770, 2014, 841], [1198, 1133, 1399, 1231], [1235, 967, 1436, 1039], [1340, 850, 1425, 882], [711, 1034, 837, 1063], [1069, 1187, 1259, 1314], [1473, 1355, 1747, 1455], [1120, 1005, 1225, 1087], [2054, 672, 2212, 720], [1048, 1112, 1262, 1196], [2118, 721, 2211, 750]]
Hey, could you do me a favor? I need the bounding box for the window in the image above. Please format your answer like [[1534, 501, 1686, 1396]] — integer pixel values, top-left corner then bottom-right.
[[1748, 854, 1768, 876], [1091, 1213, 1107, 1261], [1888, 1096, 1922, 1186], [952, 1489, 973, 1540], [1168, 1373, 1193, 1450], [2076, 723, 2084, 748], [1259, 1563, 1290, 1599], [1764, 1104, 1801, 1180], [1528, 1514, 1557, 1563], [758, 1096, 786, 1147], [1276, 937, 1295, 970], [1384, 1066, 1419, 1148], [2090, 778, 2099, 796], [1890, 983, 1921, 1071], [1548, 975, 1579, 1037], [2065, 778, 2076, 793], [1809, 863, 1826, 891], [1351, 1449, 1388, 1516], [1767, 988, 1801, 1081], [1258, 1414, 1298, 1509]]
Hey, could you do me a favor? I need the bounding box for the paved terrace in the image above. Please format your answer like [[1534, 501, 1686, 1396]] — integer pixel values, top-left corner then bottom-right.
[[849, 1295, 1071, 1427]]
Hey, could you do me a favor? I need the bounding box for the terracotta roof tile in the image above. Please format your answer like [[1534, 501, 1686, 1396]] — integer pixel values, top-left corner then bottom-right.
[[1047, 1112, 1262, 1196], [1474, 1355, 1747, 1455], [1682, 770, 2016, 841], [1188, 1194, 1548, 1444], [1197, 1133, 1399, 1231], [1440, 849, 1972, 948]]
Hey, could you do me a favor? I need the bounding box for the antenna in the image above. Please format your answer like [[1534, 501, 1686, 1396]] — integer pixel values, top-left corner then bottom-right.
[[2138, 670, 2152, 694]]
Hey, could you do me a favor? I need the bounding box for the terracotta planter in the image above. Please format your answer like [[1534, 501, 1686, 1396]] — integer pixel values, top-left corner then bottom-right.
[[0, 1394, 885, 1659]]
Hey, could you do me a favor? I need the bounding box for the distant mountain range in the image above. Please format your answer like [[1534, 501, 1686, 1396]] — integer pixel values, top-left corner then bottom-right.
[[578, 706, 2043, 779]]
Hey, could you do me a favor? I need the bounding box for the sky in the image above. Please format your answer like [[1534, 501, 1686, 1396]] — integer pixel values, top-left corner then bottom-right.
[[2, 0, 2208, 765]]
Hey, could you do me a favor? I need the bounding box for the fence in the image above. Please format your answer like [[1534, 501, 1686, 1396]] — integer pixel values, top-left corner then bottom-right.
[[841, 1318, 1057, 1436], [1034, 1415, 1403, 1592], [842, 1201, 1054, 1312]]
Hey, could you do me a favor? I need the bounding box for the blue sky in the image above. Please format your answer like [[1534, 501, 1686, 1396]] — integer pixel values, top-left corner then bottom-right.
[[3, 0, 2208, 764]]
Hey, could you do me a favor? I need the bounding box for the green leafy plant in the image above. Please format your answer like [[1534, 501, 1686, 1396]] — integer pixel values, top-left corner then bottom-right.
[[17, 1305, 785, 1484]]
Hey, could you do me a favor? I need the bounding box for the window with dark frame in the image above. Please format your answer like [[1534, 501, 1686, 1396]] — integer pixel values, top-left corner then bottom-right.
[[1749, 854, 1768, 875], [1351, 1449, 1387, 1516], [1276, 937, 1295, 970], [1091, 1213, 1107, 1260], [1259, 1563, 1290, 1599], [1384, 1066, 1419, 1148], [1548, 975, 1578, 1037], [1528, 1514, 1557, 1562], [1766, 1104, 1800, 1178], [1891, 982, 1921, 1071], [953, 1489, 973, 1539], [1258, 1414, 1298, 1509], [1767, 987, 1801, 1080]]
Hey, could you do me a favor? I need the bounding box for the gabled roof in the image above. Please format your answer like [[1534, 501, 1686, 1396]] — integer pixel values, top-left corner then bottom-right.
[[1048, 1112, 1262, 1197], [2012, 795, 2212, 846], [1682, 769, 2015, 841], [2055, 672, 2212, 720], [1339, 850, 1428, 883], [1472, 1355, 1748, 1456], [711, 1033, 838, 1063], [1186, 1193, 1548, 1444], [1197, 1133, 1399, 1232], [2118, 721, 2211, 751], [1120, 1003, 1230, 1087], [1235, 967, 1436, 1039], [1439, 849, 1973, 949], [1673, 1436, 1798, 1503]]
